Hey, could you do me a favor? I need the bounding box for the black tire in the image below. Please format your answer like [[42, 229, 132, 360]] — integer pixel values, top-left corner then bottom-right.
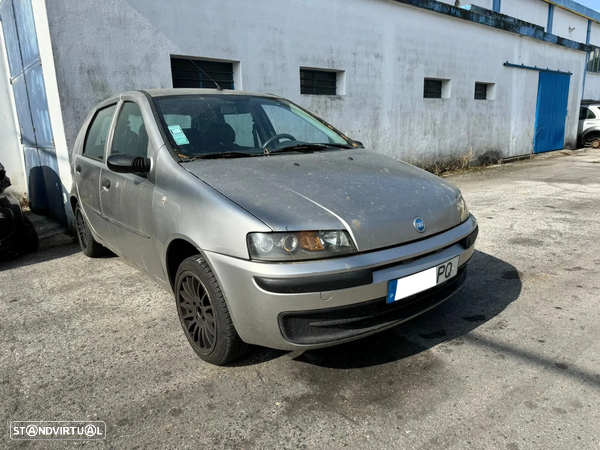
[[583, 133, 600, 148], [174, 255, 248, 365], [21, 216, 39, 253], [75, 203, 106, 258]]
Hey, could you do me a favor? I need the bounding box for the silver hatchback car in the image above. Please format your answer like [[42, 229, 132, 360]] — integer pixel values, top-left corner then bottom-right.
[[72, 89, 478, 365]]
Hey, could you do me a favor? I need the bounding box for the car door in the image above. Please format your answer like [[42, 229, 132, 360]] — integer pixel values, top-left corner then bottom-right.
[[75, 104, 117, 240], [99, 100, 163, 279]]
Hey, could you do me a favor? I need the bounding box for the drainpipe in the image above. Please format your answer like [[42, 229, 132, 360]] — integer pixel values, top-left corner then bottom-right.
[[547, 4, 554, 34], [583, 19, 592, 99]]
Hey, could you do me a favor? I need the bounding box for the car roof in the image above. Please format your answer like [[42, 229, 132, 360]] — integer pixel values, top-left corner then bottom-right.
[[142, 88, 281, 99], [94, 89, 282, 109], [580, 99, 600, 106]]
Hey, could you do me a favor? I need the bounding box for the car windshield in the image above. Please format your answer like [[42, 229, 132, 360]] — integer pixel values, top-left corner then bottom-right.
[[153, 94, 350, 158]]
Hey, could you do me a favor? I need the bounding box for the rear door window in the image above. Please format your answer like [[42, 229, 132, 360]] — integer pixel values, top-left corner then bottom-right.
[[83, 105, 117, 161], [587, 108, 597, 120], [580, 107, 598, 120]]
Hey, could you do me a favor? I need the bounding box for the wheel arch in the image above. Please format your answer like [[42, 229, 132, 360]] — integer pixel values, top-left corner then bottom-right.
[[70, 195, 78, 214], [165, 237, 204, 290], [581, 127, 600, 142]]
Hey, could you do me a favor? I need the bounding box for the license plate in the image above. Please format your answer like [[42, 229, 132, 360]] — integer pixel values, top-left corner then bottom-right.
[[387, 256, 460, 303]]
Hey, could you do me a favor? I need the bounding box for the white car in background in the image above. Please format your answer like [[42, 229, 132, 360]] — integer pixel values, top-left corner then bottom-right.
[[579, 100, 600, 148]]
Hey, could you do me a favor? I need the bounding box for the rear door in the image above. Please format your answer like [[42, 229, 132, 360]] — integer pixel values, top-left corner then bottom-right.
[[74, 104, 116, 238], [99, 100, 163, 279]]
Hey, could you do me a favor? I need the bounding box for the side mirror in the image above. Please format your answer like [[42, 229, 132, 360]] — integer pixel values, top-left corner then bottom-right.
[[107, 154, 151, 174], [350, 140, 364, 148]]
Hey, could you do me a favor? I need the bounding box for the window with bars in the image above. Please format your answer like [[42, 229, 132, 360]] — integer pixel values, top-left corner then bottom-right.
[[171, 57, 235, 89], [588, 47, 600, 74], [300, 69, 337, 95], [424, 79, 443, 98], [475, 83, 488, 100]]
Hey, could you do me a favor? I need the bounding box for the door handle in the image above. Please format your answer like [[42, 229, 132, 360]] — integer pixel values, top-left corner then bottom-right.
[[76, 165, 81, 173], [101, 178, 110, 190]]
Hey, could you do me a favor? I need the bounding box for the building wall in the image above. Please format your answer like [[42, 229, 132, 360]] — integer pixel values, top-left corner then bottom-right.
[[584, 72, 600, 98], [502, 0, 550, 29], [590, 21, 600, 47], [585, 16, 600, 102], [0, 24, 26, 196], [437, 0, 493, 10], [43, 0, 586, 169], [553, 5, 589, 43], [31, 0, 74, 227]]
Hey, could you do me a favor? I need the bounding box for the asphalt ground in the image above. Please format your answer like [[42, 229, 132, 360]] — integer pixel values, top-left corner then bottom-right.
[[1, 149, 599, 449]]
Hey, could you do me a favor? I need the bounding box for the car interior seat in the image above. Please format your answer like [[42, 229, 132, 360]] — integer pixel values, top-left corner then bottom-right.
[[132, 124, 148, 157], [204, 123, 236, 151]]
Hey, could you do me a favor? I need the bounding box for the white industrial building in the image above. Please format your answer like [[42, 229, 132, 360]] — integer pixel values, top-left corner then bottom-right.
[[1, 0, 600, 227]]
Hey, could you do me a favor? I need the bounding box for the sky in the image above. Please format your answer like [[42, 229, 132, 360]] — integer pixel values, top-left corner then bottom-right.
[[577, 0, 600, 12]]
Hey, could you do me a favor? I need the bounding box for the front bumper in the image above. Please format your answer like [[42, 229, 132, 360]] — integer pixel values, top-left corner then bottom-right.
[[207, 215, 478, 351]]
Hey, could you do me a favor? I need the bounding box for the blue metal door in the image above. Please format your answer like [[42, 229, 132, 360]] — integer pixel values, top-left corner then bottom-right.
[[0, 0, 66, 226], [534, 72, 570, 154]]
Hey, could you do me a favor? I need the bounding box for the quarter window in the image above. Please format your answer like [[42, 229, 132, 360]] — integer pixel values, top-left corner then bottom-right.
[[111, 102, 148, 158], [83, 105, 116, 161]]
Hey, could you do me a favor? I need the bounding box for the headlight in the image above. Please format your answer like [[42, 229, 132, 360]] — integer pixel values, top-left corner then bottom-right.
[[248, 230, 357, 261], [458, 195, 470, 222]]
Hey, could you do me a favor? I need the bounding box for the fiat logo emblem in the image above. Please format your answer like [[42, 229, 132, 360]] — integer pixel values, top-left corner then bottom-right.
[[413, 217, 426, 233]]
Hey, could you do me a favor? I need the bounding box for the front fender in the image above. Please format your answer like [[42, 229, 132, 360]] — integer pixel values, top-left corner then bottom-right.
[[153, 146, 271, 266]]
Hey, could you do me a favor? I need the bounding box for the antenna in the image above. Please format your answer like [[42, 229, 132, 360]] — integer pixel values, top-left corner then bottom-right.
[[187, 58, 223, 91]]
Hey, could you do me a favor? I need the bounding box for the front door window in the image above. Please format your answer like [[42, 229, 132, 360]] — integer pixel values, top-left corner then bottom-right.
[[111, 102, 148, 158]]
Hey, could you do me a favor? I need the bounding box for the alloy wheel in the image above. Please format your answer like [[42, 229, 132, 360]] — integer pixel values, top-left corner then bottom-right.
[[177, 274, 217, 354]]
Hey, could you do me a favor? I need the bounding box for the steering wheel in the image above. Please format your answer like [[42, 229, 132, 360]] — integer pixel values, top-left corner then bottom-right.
[[262, 133, 297, 150]]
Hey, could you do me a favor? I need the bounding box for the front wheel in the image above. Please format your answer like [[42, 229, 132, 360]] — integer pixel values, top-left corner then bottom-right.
[[174, 255, 248, 365]]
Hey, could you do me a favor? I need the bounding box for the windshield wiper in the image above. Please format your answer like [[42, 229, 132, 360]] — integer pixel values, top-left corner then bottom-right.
[[180, 152, 258, 161], [266, 143, 353, 155], [266, 144, 327, 155], [320, 143, 355, 149]]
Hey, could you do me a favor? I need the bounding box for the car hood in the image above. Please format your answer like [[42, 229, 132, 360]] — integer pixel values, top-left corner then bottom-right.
[[182, 149, 463, 252]]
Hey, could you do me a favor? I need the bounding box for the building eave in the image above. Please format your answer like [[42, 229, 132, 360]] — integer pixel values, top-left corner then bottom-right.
[[542, 0, 600, 24], [389, 0, 592, 53]]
